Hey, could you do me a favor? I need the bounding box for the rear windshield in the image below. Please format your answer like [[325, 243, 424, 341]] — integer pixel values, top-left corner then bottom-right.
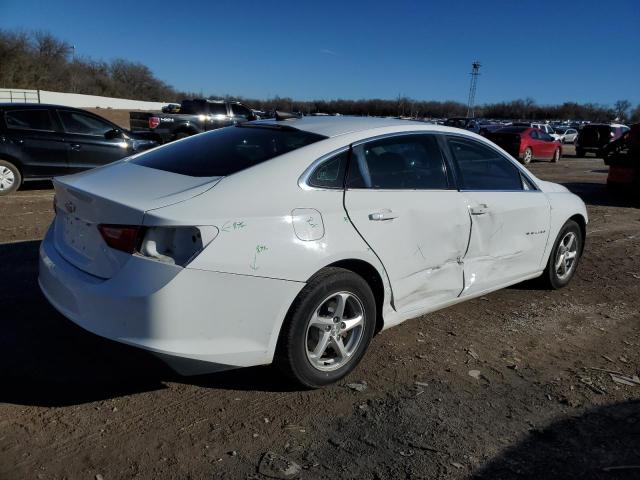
[[132, 125, 326, 177]]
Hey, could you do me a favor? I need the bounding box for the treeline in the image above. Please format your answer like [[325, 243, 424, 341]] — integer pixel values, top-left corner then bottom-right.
[[1, 29, 638, 122], [0, 29, 191, 102]]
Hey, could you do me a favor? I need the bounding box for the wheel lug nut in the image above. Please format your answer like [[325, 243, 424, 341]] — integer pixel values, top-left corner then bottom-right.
[[325, 326, 331, 332], [333, 316, 340, 323], [340, 322, 346, 329]]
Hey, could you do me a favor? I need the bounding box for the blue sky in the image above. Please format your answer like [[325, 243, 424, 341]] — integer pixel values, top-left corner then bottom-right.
[[2, 0, 639, 105]]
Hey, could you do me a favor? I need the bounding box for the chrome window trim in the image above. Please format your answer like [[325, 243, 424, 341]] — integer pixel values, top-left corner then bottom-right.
[[444, 132, 542, 192]]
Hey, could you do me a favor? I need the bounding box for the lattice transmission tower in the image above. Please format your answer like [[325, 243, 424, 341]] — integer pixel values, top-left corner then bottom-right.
[[466, 61, 481, 118]]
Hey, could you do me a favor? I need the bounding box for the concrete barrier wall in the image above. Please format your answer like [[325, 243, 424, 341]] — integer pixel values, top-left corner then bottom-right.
[[0, 88, 165, 111]]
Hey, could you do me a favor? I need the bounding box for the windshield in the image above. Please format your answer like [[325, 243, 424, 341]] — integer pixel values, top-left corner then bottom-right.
[[132, 125, 326, 177]]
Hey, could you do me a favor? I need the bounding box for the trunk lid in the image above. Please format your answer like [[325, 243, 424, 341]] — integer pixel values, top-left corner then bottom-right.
[[52, 161, 221, 279]]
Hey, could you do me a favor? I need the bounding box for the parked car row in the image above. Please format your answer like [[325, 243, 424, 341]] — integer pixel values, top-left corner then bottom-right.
[[444, 116, 630, 163]]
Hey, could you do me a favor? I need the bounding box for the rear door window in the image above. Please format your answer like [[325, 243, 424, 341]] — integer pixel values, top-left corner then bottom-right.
[[132, 125, 326, 177], [347, 134, 449, 190], [58, 110, 114, 136], [5, 109, 55, 131], [446, 136, 523, 191]]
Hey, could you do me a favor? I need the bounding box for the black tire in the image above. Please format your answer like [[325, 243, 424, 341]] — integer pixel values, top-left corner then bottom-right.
[[576, 148, 585, 157], [0, 160, 21, 196], [275, 267, 376, 388], [522, 147, 533, 164], [540, 220, 583, 289], [551, 148, 560, 163]]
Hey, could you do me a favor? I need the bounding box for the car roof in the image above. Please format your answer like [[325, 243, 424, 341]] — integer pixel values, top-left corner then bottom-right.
[[252, 115, 425, 137], [0, 103, 88, 111]]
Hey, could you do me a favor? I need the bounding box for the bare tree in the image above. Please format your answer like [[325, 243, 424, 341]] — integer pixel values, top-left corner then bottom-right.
[[614, 100, 632, 121]]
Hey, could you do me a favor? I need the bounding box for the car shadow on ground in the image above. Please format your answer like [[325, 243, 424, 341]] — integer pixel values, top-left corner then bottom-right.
[[0, 240, 296, 408], [561, 182, 639, 208], [472, 400, 640, 479], [20, 180, 53, 191]]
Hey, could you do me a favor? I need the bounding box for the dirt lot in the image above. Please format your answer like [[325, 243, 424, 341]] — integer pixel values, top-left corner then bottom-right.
[[1, 152, 639, 479]]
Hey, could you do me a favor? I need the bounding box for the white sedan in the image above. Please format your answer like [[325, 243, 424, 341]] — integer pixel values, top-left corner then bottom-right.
[[556, 127, 579, 144], [39, 116, 587, 387]]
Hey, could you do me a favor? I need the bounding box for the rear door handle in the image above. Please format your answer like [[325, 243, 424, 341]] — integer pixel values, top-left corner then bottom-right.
[[470, 204, 489, 215], [368, 209, 399, 221], [70, 144, 81, 151]]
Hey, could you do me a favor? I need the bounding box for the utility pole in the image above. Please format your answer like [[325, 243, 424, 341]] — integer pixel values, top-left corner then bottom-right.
[[467, 61, 481, 118]]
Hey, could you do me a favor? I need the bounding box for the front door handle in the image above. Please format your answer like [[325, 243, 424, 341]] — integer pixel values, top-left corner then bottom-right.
[[368, 209, 399, 221], [70, 144, 81, 151], [470, 204, 489, 215]]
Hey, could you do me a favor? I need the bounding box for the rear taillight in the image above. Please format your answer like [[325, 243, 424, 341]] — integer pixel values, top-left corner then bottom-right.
[[98, 225, 218, 265], [98, 225, 141, 253], [148, 116, 160, 129], [138, 226, 218, 266]]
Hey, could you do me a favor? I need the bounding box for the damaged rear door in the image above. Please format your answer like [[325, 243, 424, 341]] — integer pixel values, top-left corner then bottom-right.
[[344, 133, 470, 313], [444, 135, 551, 296]]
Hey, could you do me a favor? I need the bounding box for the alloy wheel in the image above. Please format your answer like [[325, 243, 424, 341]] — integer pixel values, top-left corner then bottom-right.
[[555, 231, 578, 281], [0, 166, 15, 191], [305, 291, 365, 372]]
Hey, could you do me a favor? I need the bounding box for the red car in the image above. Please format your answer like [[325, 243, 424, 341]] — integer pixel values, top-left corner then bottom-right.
[[487, 126, 562, 164]]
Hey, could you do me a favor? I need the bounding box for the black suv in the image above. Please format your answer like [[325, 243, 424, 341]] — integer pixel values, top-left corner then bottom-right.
[[575, 123, 630, 158], [0, 103, 157, 195]]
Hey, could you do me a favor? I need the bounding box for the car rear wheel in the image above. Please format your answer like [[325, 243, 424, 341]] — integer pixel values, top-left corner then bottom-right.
[[522, 147, 533, 164], [0, 160, 21, 196], [541, 220, 582, 289], [551, 148, 560, 163], [275, 267, 376, 388]]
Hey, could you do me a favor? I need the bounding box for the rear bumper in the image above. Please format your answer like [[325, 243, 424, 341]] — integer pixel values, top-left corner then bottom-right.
[[38, 226, 304, 374]]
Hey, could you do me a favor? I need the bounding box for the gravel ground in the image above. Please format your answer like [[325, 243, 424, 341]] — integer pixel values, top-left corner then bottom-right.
[[0, 151, 639, 480]]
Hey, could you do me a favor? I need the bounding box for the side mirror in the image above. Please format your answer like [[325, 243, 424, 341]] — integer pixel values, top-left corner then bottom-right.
[[105, 128, 123, 140]]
